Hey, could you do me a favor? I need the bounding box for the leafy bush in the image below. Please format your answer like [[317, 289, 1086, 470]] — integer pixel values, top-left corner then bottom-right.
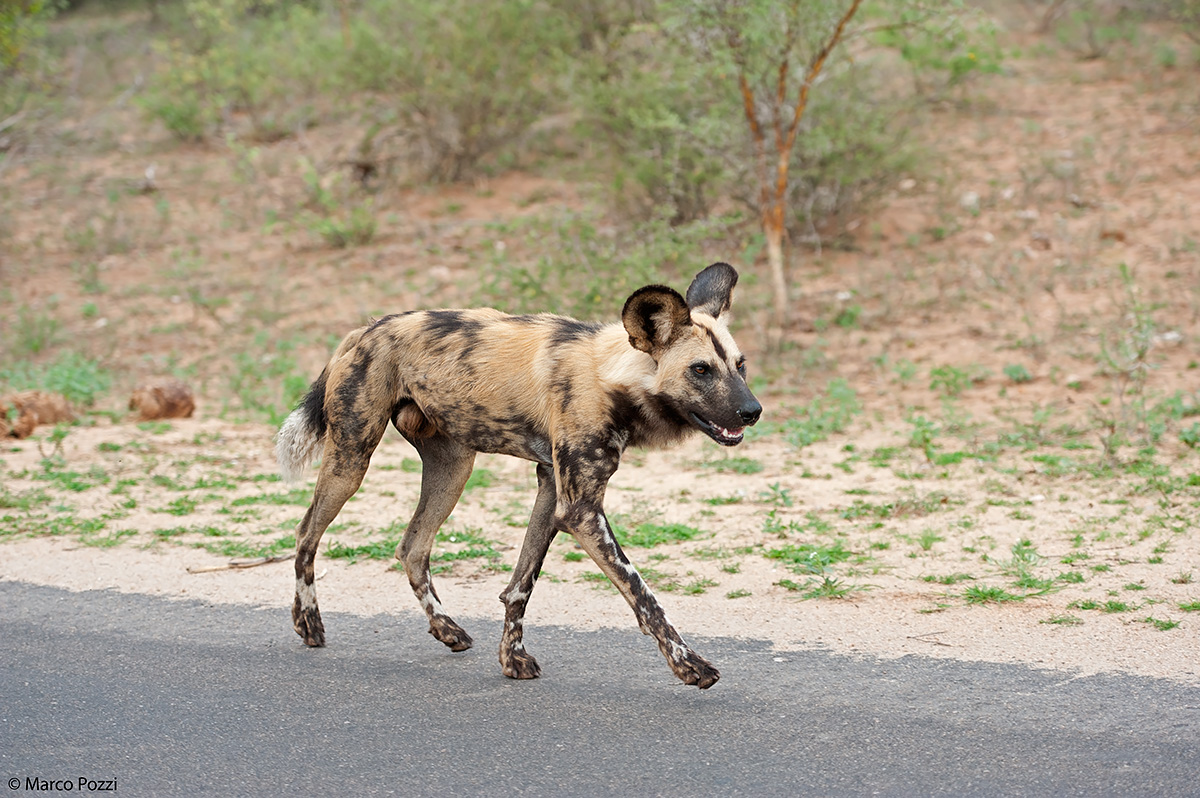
[[474, 212, 732, 319], [341, 0, 574, 181], [0, 352, 111, 406], [570, 1, 978, 234], [1004, 363, 1034, 383], [141, 0, 327, 141], [574, 18, 738, 224], [0, 0, 56, 120], [299, 161, 377, 248], [1051, 0, 1139, 59]]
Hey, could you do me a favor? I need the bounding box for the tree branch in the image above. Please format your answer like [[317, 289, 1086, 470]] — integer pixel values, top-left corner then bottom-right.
[[777, 0, 865, 202]]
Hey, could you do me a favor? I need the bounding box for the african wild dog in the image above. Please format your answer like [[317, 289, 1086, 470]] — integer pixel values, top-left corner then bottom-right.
[[276, 262, 761, 688]]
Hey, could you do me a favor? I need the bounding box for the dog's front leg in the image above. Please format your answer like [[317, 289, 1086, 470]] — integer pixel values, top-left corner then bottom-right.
[[558, 499, 720, 689]]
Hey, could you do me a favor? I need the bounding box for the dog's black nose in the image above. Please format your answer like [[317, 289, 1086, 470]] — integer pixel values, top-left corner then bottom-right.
[[738, 401, 762, 426]]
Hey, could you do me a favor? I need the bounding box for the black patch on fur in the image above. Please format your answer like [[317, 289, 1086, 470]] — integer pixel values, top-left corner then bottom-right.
[[422, 310, 483, 339], [553, 434, 621, 502], [607, 389, 689, 446], [367, 311, 411, 333], [298, 368, 330, 442], [332, 348, 374, 456], [703, 326, 728, 363], [554, 375, 574, 413], [548, 318, 603, 347]]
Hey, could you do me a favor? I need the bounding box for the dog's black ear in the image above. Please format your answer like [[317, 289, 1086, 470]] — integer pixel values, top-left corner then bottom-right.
[[623, 285, 691, 357], [685, 262, 738, 318]]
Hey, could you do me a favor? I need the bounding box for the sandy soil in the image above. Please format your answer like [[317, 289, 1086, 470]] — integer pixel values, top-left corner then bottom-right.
[[2, 416, 1197, 685]]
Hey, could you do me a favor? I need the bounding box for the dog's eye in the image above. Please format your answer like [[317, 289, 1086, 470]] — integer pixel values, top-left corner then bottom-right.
[[691, 363, 711, 377], [736, 358, 747, 376]]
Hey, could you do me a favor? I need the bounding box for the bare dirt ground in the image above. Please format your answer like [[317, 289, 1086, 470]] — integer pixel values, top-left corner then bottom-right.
[[2, 12, 1199, 684]]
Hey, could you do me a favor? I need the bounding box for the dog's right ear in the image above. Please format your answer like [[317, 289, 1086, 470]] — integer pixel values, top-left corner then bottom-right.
[[623, 285, 691, 357]]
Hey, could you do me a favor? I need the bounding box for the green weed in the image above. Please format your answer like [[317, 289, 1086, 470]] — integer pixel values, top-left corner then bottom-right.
[[616, 522, 707, 548], [1040, 614, 1083, 626], [921, 573, 975, 585], [1003, 363, 1033, 384], [772, 379, 861, 449], [231, 489, 311, 507], [326, 536, 402, 564], [777, 575, 862, 600], [963, 585, 1023, 604], [701, 457, 763, 475], [765, 540, 853, 574], [1142, 617, 1179, 632], [0, 352, 111, 406]]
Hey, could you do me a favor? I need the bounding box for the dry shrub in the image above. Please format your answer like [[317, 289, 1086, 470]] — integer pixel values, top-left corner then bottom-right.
[[129, 379, 196, 421], [0, 391, 75, 438]]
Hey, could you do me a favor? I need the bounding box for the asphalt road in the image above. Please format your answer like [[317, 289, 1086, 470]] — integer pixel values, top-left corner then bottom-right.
[[1, 581, 1197, 797]]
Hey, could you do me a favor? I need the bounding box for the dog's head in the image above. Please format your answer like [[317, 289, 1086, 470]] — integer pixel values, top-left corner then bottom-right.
[[622, 263, 762, 446]]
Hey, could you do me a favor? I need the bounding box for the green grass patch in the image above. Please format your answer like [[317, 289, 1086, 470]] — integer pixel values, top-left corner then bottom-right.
[[963, 585, 1023, 604], [464, 468, 495, 490], [771, 378, 861, 449], [197, 534, 295, 559], [701, 457, 763, 475], [32, 461, 110, 492], [326, 537, 402, 563], [616, 522, 707, 548], [765, 540, 853, 574], [703, 494, 745, 505], [922, 572, 975, 585], [231, 488, 312, 507], [0, 352, 112, 406], [1142, 617, 1179, 631], [1040, 614, 1083, 626], [156, 496, 200, 516], [777, 575, 861, 599], [683, 577, 718, 595], [0, 486, 50, 511]]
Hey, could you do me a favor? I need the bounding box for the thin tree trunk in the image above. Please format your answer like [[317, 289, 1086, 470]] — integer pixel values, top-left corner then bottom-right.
[[764, 207, 787, 351], [339, 0, 352, 50]]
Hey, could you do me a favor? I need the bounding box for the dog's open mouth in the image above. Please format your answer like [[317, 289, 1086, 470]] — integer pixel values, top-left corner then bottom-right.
[[690, 413, 744, 446]]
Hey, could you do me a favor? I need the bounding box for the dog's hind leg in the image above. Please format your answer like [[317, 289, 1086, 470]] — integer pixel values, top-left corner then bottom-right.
[[395, 433, 477, 652], [497, 463, 556, 680], [293, 418, 388, 647]]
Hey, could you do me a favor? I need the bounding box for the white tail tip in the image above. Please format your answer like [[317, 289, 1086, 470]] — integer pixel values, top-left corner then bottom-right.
[[275, 409, 323, 483]]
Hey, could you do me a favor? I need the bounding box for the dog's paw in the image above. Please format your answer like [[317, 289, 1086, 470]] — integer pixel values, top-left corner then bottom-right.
[[292, 597, 326, 647], [428, 616, 474, 652], [669, 649, 720, 689], [500, 644, 542, 680]]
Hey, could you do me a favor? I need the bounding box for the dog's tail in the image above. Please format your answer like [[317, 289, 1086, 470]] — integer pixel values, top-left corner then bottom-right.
[[275, 326, 367, 483], [275, 370, 329, 484]]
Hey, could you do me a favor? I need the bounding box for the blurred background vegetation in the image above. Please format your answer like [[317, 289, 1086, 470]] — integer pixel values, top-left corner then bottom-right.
[[1, 0, 1198, 431]]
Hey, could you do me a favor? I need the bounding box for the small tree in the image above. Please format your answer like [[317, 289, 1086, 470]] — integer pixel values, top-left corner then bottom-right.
[[682, 0, 983, 345]]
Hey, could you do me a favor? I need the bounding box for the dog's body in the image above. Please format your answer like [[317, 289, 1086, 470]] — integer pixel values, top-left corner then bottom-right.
[[277, 263, 761, 688]]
